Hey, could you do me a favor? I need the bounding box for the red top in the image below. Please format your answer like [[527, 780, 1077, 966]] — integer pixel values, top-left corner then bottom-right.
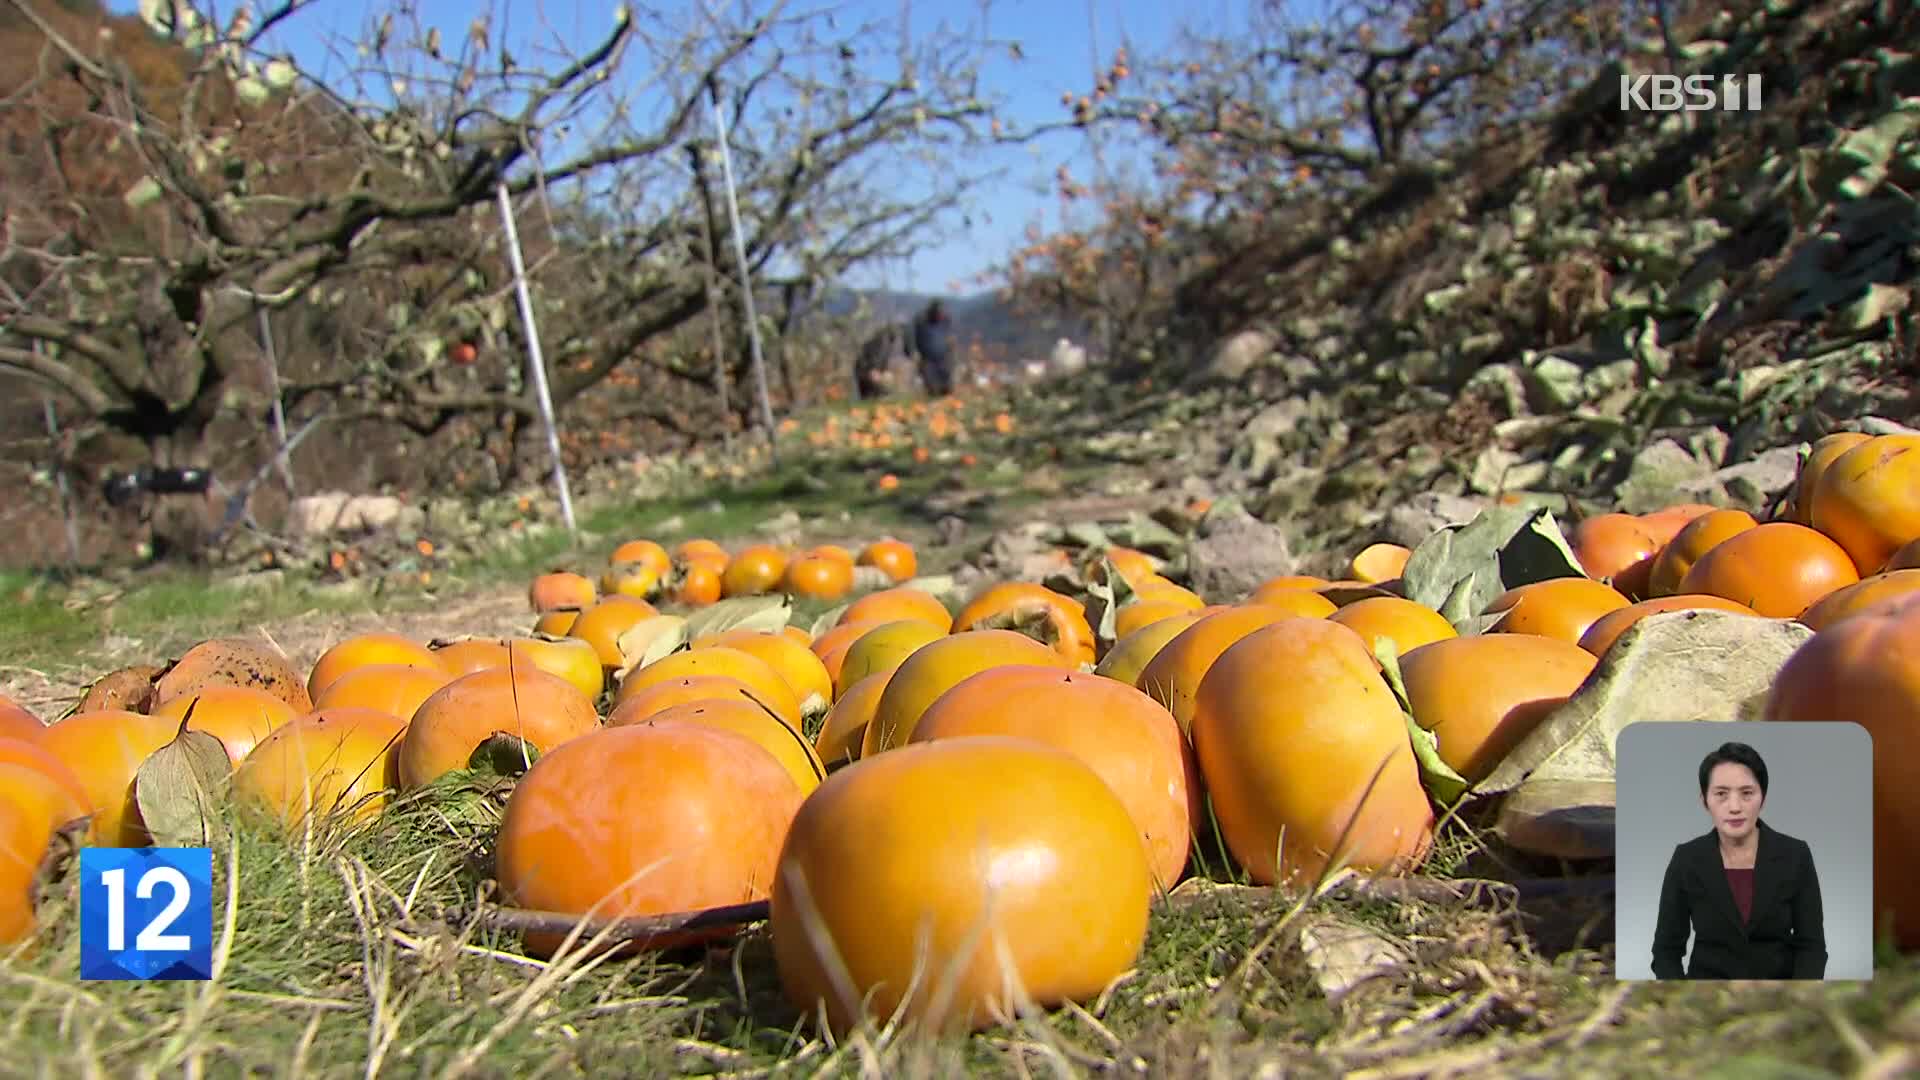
[[1725, 867, 1755, 926]]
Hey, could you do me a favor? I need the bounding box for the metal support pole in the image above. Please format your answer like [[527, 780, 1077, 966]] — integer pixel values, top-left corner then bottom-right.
[[495, 180, 578, 534]]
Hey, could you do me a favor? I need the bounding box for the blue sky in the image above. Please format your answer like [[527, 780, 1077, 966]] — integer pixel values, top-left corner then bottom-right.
[[172, 0, 1273, 296]]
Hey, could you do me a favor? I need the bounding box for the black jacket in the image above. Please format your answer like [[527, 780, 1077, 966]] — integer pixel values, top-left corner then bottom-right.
[[1651, 819, 1826, 980]]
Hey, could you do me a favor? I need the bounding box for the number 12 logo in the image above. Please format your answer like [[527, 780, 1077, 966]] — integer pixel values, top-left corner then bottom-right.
[[79, 848, 214, 981]]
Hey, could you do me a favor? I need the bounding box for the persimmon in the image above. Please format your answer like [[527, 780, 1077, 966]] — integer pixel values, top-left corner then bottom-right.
[[39, 710, 184, 845], [533, 609, 580, 636], [1789, 432, 1872, 526], [607, 674, 768, 726], [1797, 570, 1920, 632], [616, 647, 804, 732], [807, 544, 856, 567], [1248, 575, 1329, 598], [1191, 619, 1434, 888], [1113, 598, 1197, 639], [0, 697, 44, 743], [1349, 543, 1413, 585], [1482, 578, 1630, 645], [1131, 578, 1207, 609], [1246, 587, 1340, 619], [1646, 509, 1758, 598], [505, 636, 606, 700], [1397, 635, 1597, 783], [671, 563, 723, 606], [1676, 522, 1859, 618], [1329, 597, 1457, 663], [495, 723, 805, 955], [1135, 605, 1307, 736], [600, 561, 661, 600], [1637, 503, 1719, 545], [675, 538, 730, 573], [529, 571, 596, 613], [151, 684, 298, 763], [690, 629, 833, 711], [782, 554, 855, 601], [1885, 537, 1920, 572], [155, 637, 312, 714], [430, 638, 514, 677], [722, 545, 790, 597], [642, 700, 826, 794], [1086, 546, 1160, 589], [1808, 434, 1920, 576], [234, 707, 409, 828], [952, 582, 1096, 666], [1764, 590, 1920, 947], [566, 595, 661, 668], [313, 663, 453, 721], [912, 666, 1194, 889], [396, 666, 600, 789], [609, 539, 672, 579], [1577, 595, 1760, 658], [0, 796, 58, 944], [857, 538, 917, 583], [1571, 513, 1660, 594], [807, 619, 886, 663], [770, 735, 1151, 1035], [0, 732, 90, 808], [1094, 613, 1206, 688], [833, 619, 948, 698], [306, 632, 442, 702], [862, 630, 1074, 755], [839, 586, 953, 633], [814, 671, 890, 767]]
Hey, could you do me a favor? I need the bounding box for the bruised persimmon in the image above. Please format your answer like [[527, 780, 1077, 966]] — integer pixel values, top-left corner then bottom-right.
[[150, 684, 298, 764], [529, 571, 596, 614], [856, 538, 917, 583], [1646, 509, 1757, 599], [1191, 619, 1434, 888], [1328, 596, 1457, 662], [1086, 545, 1160, 589], [313, 663, 453, 722], [39, 710, 184, 845], [1677, 521, 1860, 618], [1397, 635, 1597, 783], [722, 545, 790, 597], [616, 647, 803, 732], [233, 707, 408, 828], [642, 700, 826, 795], [675, 538, 730, 573], [951, 581, 1095, 667], [862, 630, 1074, 755], [1136, 605, 1307, 736], [838, 586, 953, 633], [600, 561, 661, 601], [1808, 433, 1920, 576], [609, 539, 672, 580], [911, 666, 1195, 889], [1765, 590, 1920, 947], [1577, 595, 1760, 658], [495, 723, 805, 955], [1796, 569, 1920, 632], [155, 637, 312, 714], [306, 632, 441, 702], [397, 666, 600, 788], [1483, 577, 1630, 645], [770, 735, 1151, 1036]]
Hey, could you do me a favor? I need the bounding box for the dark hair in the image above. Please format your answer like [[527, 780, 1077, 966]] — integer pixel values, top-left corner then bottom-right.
[[1698, 741, 1769, 799], [925, 300, 946, 322]]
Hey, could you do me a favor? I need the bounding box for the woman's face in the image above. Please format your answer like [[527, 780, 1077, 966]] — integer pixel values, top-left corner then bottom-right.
[[1703, 762, 1764, 842]]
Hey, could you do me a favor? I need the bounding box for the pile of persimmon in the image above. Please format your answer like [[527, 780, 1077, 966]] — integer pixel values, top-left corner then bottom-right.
[[5, 425, 1918, 1030]]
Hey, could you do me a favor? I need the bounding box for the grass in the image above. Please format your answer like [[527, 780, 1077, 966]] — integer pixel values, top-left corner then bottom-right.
[[6, 787, 1913, 1078]]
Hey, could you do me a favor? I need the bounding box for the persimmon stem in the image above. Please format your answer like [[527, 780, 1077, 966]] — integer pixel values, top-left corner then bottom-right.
[[464, 899, 772, 941]]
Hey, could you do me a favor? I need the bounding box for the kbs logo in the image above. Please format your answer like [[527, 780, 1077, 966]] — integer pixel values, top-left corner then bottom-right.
[[1619, 73, 1763, 112]]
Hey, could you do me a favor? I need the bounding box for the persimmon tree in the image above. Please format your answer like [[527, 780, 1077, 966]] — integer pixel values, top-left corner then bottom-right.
[[0, 0, 1051, 558]]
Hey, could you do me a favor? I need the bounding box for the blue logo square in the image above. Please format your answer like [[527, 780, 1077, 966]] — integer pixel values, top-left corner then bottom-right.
[[78, 848, 214, 981]]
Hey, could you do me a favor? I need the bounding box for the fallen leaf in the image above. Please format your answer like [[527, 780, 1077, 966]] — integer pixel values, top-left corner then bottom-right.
[[133, 710, 233, 848]]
